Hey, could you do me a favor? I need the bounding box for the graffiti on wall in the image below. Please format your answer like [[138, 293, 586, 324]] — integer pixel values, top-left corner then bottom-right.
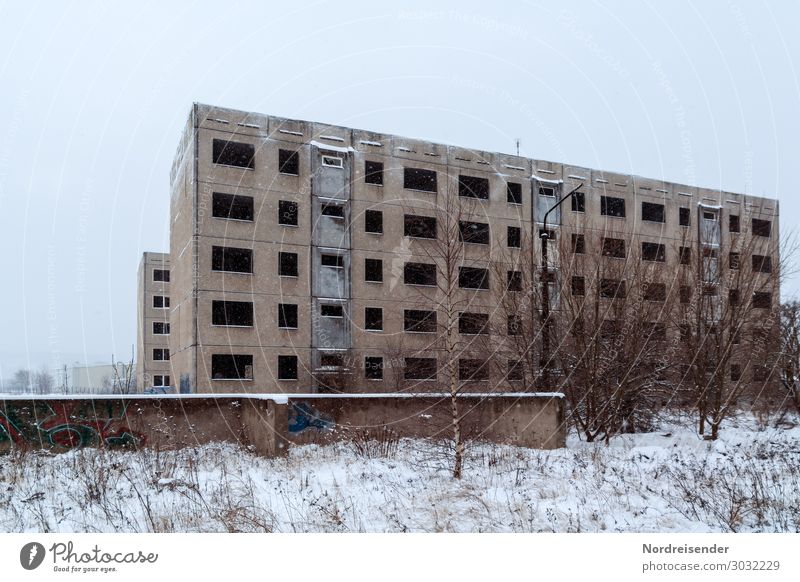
[[288, 401, 335, 433], [0, 400, 144, 450]]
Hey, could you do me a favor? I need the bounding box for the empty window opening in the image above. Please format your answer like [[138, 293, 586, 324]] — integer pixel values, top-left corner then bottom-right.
[[641, 242, 666, 262], [507, 226, 521, 248], [321, 254, 344, 268], [279, 252, 298, 277], [507, 182, 522, 204], [507, 360, 524, 381], [729, 289, 740, 306], [404, 214, 437, 238], [278, 304, 298, 328], [459, 221, 490, 244], [365, 161, 384, 185], [680, 247, 692, 265], [680, 286, 692, 304], [571, 191, 585, 212], [153, 295, 170, 309], [278, 149, 299, 175], [153, 348, 170, 361], [679, 207, 690, 227], [602, 238, 626, 258], [572, 276, 585, 296], [572, 233, 585, 254], [703, 284, 718, 297], [642, 201, 665, 223], [153, 269, 170, 282], [212, 354, 253, 380], [213, 192, 254, 221], [601, 196, 626, 217], [365, 307, 383, 331], [365, 258, 383, 282], [153, 322, 170, 335], [458, 175, 490, 199], [507, 271, 522, 291], [212, 300, 254, 326], [729, 214, 740, 233], [321, 204, 345, 218], [753, 219, 772, 237], [212, 139, 254, 169], [277, 355, 297, 380], [404, 262, 437, 286], [753, 255, 772, 273], [702, 211, 717, 221], [404, 358, 437, 380], [364, 357, 384, 380], [365, 209, 383, 233], [278, 200, 298, 226], [507, 315, 522, 335], [320, 304, 344, 318], [600, 279, 626, 299], [404, 310, 437, 333], [753, 292, 772, 309], [403, 167, 437, 192], [459, 359, 489, 381], [212, 246, 253, 273], [459, 267, 489, 290], [459, 312, 489, 335], [643, 283, 667, 302], [319, 353, 344, 368]]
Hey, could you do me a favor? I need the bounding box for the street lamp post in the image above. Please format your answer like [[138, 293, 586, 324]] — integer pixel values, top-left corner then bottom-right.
[[539, 181, 584, 391]]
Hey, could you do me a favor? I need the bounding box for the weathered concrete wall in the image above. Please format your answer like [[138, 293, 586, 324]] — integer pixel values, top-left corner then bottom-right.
[[0, 393, 565, 455]]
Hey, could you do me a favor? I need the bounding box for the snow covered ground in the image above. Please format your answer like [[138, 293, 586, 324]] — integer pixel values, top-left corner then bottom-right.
[[1, 415, 798, 533]]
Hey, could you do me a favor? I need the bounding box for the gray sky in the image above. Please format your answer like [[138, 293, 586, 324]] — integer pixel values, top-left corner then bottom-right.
[[0, 0, 798, 375]]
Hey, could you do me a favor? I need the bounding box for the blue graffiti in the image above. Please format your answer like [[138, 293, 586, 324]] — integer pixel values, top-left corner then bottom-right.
[[288, 402, 334, 433]]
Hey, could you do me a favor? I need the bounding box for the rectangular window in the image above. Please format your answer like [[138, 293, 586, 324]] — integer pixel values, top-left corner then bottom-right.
[[507, 271, 522, 291], [212, 139, 255, 169], [572, 233, 585, 254], [321, 204, 344, 218], [601, 196, 626, 217], [643, 283, 667, 302], [680, 247, 692, 265], [729, 214, 740, 233], [212, 192, 254, 221], [753, 218, 771, 237], [365, 161, 384, 185], [278, 304, 298, 329], [507, 182, 522, 204], [212, 246, 253, 273], [278, 200, 298, 226], [403, 167, 437, 192], [641, 201, 665, 223], [730, 364, 742, 382], [404, 358, 437, 380], [507, 360, 524, 381], [365, 258, 383, 282], [730, 252, 740, 270], [507, 315, 522, 335], [679, 207, 690, 226], [404, 262, 437, 286], [458, 175, 489, 199], [320, 304, 344, 318], [641, 242, 666, 262], [459, 221, 490, 244], [365, 307, 383, 331], [680, 285, 692, 304], [153, 348, 170, 361], [321, 154, 343, 168], [703, 284, 718, 296], [321, 254, 344, 268], [364, 356, 384, 380], [153, 295, 170, 309], [459, 312, 489, 335], [599, 278, 626, 299], [753, 365, 769, 383], [279, 252, 298, 277], [212, 354, 253, 380], [212, 300, 254, 326], [572, 276, 585, 296], [153, 322, 170, 335], [153, 375, 170, 387], [365, 209, 383, 233], [729, 289, 740, 306], [278, 149, 299, 175], [459, 266, 489, 290], [538, 186, 556, 197], [404, 309, 437, 333], [459, 359, 489, 381], [277, 355, 298, 380], [404, 214, 437, 238], [319, 353, 344, 368], [602, 237, 626, 258], [153, 269, 170, 282], [571, 191, 585, 212], [507, 226, 521, 248], [753, 255, 772, 273], [753, 292, 772, 309]]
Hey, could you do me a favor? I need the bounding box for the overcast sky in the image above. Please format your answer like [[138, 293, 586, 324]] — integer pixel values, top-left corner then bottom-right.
[[0, 0, 798, 376]]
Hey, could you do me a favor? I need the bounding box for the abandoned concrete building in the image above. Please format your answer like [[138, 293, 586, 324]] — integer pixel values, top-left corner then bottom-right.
[[156, 103, 779, 394], [135, 252, 172, 390]]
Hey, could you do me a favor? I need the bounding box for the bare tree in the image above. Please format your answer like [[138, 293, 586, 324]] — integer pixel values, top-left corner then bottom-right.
[[777, 301, 800, 415], [33, 365, 55, 394]]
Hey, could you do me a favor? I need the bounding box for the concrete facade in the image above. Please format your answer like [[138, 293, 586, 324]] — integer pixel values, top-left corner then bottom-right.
[[136, 252, 172, 390], [167, 103, 780, 394]]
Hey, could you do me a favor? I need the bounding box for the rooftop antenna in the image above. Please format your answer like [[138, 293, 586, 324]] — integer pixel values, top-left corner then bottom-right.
[[515, 138, 520, 157]]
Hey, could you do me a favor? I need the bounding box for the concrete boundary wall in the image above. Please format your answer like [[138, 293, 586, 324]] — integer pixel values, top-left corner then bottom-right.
[[0, 393, 565, 455]]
